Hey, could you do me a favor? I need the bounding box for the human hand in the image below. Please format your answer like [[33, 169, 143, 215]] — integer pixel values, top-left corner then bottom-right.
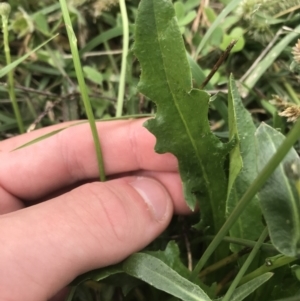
[[0, 118, 190, 301]]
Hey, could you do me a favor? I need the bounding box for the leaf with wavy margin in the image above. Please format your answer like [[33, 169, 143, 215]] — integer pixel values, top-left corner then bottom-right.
[[134, 0, 233, 232]]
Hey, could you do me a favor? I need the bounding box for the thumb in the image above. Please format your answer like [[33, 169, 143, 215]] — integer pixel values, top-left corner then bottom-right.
[[0, 177, 173, 301]]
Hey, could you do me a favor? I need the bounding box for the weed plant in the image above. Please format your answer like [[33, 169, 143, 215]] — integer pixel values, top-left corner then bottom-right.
[[1, 0, 300, 300]]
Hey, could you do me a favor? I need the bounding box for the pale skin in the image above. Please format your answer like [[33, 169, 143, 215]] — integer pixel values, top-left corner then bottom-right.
[[0, 118, 191, 301]]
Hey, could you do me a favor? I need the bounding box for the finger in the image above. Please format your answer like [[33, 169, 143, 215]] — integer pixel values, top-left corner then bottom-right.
[[33, 171, 191, 215], [0, 176, 174, 301], [0, 119, 178, 200], [0, 168, 189, 216], [0, 186, 24, 214], [133, 171, 191, 214]]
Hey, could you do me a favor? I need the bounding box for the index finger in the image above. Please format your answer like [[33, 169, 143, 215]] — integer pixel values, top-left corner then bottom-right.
[[0, 118, 178, 200]]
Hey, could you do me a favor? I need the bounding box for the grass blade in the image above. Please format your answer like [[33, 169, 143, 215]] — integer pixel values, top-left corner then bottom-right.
[[116, 0, 129, 117], [59, 0, 106, 181]]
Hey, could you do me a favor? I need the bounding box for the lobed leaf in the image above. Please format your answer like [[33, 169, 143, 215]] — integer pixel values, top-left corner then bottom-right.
[[134, 0, 233, 232]]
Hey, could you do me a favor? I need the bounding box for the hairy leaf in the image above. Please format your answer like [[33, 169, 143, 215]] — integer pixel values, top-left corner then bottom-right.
[[226, 75, 264, 251], [134, 0, 233, 232], [226, 75, 243, 198], [147, 241, 191, 278], [256, 123, 300, 257], [147, 241, 216, 298], [123, 253, 212, 301]]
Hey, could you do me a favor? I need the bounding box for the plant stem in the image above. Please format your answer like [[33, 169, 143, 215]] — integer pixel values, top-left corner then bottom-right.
[[201, 235, 276, 253], [199, 248, 251, 278], [283, 81, 300, 105], [271, 295, 300, 301], [238, 254, 297, 286], [191, 117, 300, 280], [222, 227, 269, 301], [1, 8, 24, 133], [116, 0, 129, 117], [59, 0, 106, 181]]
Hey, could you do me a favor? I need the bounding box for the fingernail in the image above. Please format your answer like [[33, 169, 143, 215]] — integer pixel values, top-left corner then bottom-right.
[[129, 177, 169, 221]]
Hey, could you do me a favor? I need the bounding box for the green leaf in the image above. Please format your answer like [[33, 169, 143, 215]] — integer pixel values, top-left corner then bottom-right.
[[226, 75, 264, 252], [184, 0, 203, 11], [219, 27, 245, 52], [204, 6, 217, 22], [291, 264, 300, 282], [221, 16, 240, 31], [33, 12, 50, 36], [146, 241, 191, 279], [123, 253, 212, 301], [226, 75, 243, 198], [187, 53, 213, 89], [187, 57, 228, 122], [83, 66, 103, 85], [147, 241, 216, 297], [70, 265, 123, 286], [194, 0, 243, 57], [174, 1, 185, 19], [80, 26, 123, 54], [65, 265, 123, 301], [178, 11, 197, 27], [227, 75, 243, 197], [135, 0, 233, 232], [209, 26, 223, 47], [256, 123, 300, 257], [222, 273, 273, 301]]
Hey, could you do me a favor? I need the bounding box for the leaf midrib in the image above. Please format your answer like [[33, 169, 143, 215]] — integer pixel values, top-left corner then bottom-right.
[[151, 0, 214, 205], [126, 255, 210, 301]]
